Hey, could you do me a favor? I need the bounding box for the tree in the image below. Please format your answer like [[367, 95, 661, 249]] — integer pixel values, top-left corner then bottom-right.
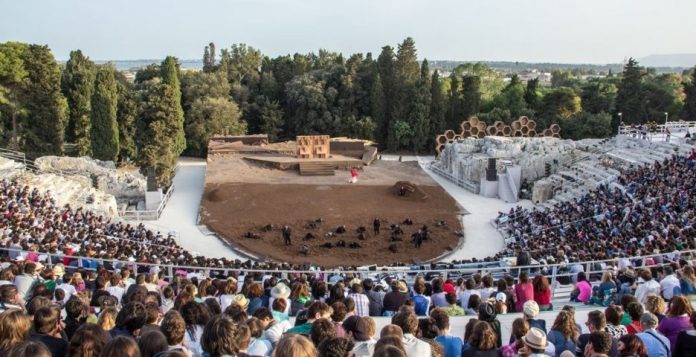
[[61, 49, 95, 155], [641, 73, 683, 122], [393, 37, 420, 124], [185, 97, 246, 156], [524, 78, 541, 111], [0, 42, 28, 148], [492, 75, 527, 118], [181, 71, 231, 112], [560, 112, 613, 140], [446, 72, 462, 129], [682, 67, 696, 120], [539, 87, 582, 127], [21, 45, 67, 158], [370, 74, 387, 144], [90, 66, 119, 161], [136, 80, 180, 187], [228, 43, 262, 84], [377, 46, 396, 146], [203, 42, 217, 72], [461, 75, 481, 119], [407, 59, 431, 152], [341, 115, 376, 140], [255, 96, 284, 141], [160, 56, 186, 155], [550, 70, 577, 88], [429, 70, 445, 149], [615, 58, 645, 124], [581, 80, 617, 114], [115, 73, 137, 162]]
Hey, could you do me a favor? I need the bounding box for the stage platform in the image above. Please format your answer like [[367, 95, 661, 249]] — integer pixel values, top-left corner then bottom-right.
[[243, 154, 363, 170]]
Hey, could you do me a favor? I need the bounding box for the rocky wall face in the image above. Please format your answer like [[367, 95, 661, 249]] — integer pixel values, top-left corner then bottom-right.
[[34, 156, 145, 198]]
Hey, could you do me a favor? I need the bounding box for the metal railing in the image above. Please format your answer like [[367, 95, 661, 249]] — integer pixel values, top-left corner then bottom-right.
[[119, 184, 175, 221], [619, 121, 696, 138], [3, 246, 693, 300], [428, 162, 480, 193]]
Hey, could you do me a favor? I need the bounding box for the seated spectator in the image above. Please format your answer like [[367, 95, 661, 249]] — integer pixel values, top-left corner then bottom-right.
[[382, 281, 408, 317], [66, 323, 109, 357], [457, 279, 479, 311], [514, 272, 534, 313], [310, 318, 336, 347], [140, 302, 161, 336], [111, 302, 147, 338], [644, 295, 666, 323], [443, 293, 463, 316], [138, 330, 169, 357], [253, 307, 291, 347], [417, 317, 444, 357], [7, 341, 52, 357], [478, 302, 502, 348], [584, 331, 613, 357], [625, 302, 644, 334], [373, 344, 406, 357], [604, 305, 628, 338], [617, 334, 648, 357], [0, 309, 32, 355], [547, 310, 579, 356], [0, 285, 22, 313], [465, 295, 481, 315], [634, 270, 660, 305], [181, 302, 209, 356], [571, 272, 592, 304], [576, 310, 618, 357], [30, 306, 68, 357], [678, 266, 696, 297], [517, 327, 551, 357], [102, 335, 141, 357], [63, 297, 87, 340], [317, 336, 354, 357], [462, 321, 500, 357], [501, 318, 528, 357], [374, 335, 406, 356], [98, 307, 118, 332], [430, 308, 463, 357], [636, 312, 670, 357], [201, 315, 242, 357], [160, 310, 193, 356], [344, 316, 376, 357], [409, 282, 430, 316], [274, 334, 318, 357], [245, 317, 273, 356], [533, 274, 552, 311], [287, 301, 333, 336], [672, 311, 696, 357], [657, 295, 692, 350], [391, 310, 431, 357]]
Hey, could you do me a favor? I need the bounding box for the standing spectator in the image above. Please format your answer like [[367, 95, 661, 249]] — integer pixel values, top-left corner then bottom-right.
[[111, 302, 147, 338], [106, 274, 125, 303], [0, 309, 32, 355], [533, 274, 552, 311], [514, 272, 534, 313], [672, 311, 696, 357], [658, 295, 693, 350], [30, 306, 68, 357], [218, 279, 238, 312], [63, 298, 87, 340], [635, 313, 670, 357], [431, 308, 463, 357], [547, 310, 579, 356]]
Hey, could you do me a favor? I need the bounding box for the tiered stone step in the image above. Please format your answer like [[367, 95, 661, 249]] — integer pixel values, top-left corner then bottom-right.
[[299, 162, 335, 176]]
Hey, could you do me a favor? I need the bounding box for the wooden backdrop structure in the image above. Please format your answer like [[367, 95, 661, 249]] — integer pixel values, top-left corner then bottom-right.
[[296, 135, 330, 159]]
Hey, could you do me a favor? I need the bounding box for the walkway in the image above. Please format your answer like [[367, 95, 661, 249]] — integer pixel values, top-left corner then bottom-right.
[[146, 158, 246, 260]]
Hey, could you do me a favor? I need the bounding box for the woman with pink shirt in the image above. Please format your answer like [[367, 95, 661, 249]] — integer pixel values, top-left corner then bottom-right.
[[572, 272, 592, 303], [514, 272, 534, 313]]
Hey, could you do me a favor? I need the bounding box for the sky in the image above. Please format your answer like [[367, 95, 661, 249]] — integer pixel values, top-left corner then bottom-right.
[[2, 0, 696, 63]]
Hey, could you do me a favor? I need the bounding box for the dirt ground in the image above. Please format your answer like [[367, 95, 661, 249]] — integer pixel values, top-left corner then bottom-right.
[[205, 154, 439, 186], [199, 156, 465, 267]]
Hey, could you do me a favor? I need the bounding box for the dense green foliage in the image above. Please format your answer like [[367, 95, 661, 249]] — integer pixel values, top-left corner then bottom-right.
[[90, 65, 119, 162], [61, 50, 95, 156], [1, 41, 695, 185]]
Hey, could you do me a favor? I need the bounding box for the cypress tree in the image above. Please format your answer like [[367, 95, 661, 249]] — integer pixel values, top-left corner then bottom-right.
[[371, 74, 387, 145], [615, 58, 645, 124], [21, 45, 67, 158], [377, 46, 396, 146], [461, 75, 481, 119], [61, 49, 95, 156], [681, 67, 696, 120], [447, 72, 462, 129], [429, 70, 446, 150], [202, 45, 211, 72], [524, 78, 541, 111], [115, 74, 138, 162], [160, 56, 186, 155], [90, 66, 119, 162]]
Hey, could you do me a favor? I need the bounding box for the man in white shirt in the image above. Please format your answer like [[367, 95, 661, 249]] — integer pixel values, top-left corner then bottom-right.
[[658, 266, 679, 301], [634, 270, 661, 305], [56, 271, 77, 304], [14, 262, 39, 301], [393, 310, 431, 357]]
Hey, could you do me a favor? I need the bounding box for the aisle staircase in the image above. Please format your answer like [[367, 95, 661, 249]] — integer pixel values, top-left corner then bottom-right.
[[299, 162, 335, 176]]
